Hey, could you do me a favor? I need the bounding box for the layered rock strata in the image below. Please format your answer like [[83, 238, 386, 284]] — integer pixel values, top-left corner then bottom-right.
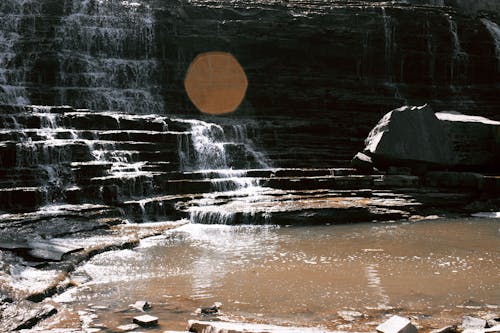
[[1, 1, 499, 167]]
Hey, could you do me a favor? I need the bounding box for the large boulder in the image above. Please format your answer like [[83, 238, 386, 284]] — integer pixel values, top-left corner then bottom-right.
[[436, 111, 500, 169], [353, 105, 500, 172], [356, 105, 455, 170]]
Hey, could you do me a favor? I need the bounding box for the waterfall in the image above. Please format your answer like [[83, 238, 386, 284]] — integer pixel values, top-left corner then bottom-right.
[[446, 15, 468, 86], [425, 18, 436, 85], [381, 8, 407, 104], [381, 7, 394, 83], [13, 106, 75, 204], [56, 0, 164, 113], [481, 18, 500, 72], [176, 118, 272, 224], [0, 0, 40, 105], [177, 118, 270, 173]]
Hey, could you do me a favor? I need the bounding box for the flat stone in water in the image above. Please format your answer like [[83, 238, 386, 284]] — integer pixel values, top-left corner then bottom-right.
[[462, 316, 487, 329], [133, 314, 158, 327], [116, 323, 139, 331], [376, 316, 418, 333]]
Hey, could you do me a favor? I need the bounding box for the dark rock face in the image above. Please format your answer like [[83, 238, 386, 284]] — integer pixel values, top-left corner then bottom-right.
[[1, 0, 499, 167], [353, 105, 500, 171], [435, 111, 500, 169], [361, 105, 454, 169], [151, 1, 500, 166]]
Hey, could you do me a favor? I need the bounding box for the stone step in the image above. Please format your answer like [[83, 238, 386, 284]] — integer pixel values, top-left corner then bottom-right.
[[264, 175, 378, 191], [0, 204, 124, 233], [0, 187, 47, 213], [93, 130, 187, 144], [61, 111, 190, 132], [13, 141, 92, 167], [119, 194, 195, 223], [89, 140, 174, 153], [0, 168, 50, 188], [185, 190, 414, 225], [0, 142, 17, 168], [0, 108, 191, 132], [140, 161, 176, 172], [0, 128, 189, 144], [71, 161, 114, 180]]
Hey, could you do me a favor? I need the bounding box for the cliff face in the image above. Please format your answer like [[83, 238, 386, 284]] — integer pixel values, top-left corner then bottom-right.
[[1, 0, 499, 167], [152, 1, 500, 166]]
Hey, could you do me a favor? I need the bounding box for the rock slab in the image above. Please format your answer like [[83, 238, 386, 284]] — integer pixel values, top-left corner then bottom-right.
[[133, 314, 158, 327], [0, 301, 57, 331], [376, 315, 418, 333]]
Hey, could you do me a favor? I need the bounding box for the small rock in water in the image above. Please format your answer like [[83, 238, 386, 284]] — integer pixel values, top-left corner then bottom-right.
[[117, 323, 140, 331], [463, 316, 487, 329], [338, 310, 363, 322], [430, 325, 459, 333], [200, 302, 222, 315], [91, 305, 109, 310], [133, 314, 158, 327], [130, 300, 151, 312], [376, 315, 418, 333]]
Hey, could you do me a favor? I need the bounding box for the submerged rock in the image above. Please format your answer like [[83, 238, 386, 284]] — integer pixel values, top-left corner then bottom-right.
[[430, 325, 459, 333], [116, 323, 140, 331], [0, 300, 57, 331], [188, 320, 339, 333]]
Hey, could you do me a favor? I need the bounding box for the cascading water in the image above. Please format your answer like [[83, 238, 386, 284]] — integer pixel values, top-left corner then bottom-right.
[[177, 119, 269, 172], [12, 106, 76, 204], [481, 18, 500, 71], [176, 118, 272, 224], [0, 0, 40, 105], [56, 0, 164, 113]]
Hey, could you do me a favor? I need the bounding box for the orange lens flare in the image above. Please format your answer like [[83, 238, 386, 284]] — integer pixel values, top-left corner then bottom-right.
[[184, 52, 248, 115]]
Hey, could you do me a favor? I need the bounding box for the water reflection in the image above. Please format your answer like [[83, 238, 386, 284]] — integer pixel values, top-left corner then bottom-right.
[[176, 224, 281, 298], [57, 219, 500, 331]]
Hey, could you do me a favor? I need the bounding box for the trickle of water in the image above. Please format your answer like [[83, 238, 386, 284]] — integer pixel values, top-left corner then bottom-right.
[[56, 0, 164, 113], [381, 7, 394, 83], [481, 18, 500, 71], [446, 15, 468, 85]]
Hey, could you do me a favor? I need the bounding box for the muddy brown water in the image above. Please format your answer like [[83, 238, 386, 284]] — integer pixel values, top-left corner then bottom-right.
[[55, 218, 500, 332]]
